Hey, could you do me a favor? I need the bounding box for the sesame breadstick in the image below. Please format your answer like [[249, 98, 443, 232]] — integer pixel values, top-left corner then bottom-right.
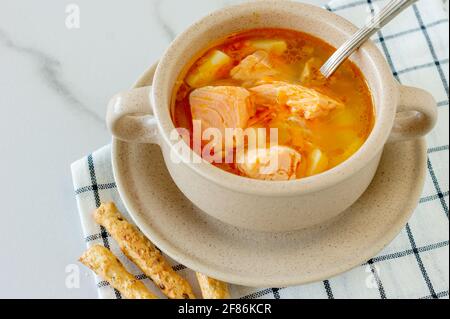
[[196, 272, 230, 299], [79, 245, 157, 299], [94, 203, 196, 299]]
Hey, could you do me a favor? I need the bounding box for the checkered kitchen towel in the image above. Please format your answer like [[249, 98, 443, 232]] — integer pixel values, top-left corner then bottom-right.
[[71, 0, 449, 299]]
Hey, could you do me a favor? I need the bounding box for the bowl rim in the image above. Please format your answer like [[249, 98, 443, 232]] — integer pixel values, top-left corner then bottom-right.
[[151, 0, 398, 196]]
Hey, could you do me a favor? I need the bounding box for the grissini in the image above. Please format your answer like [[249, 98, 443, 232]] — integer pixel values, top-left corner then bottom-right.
[[79, 245, 157, 299], [94, 202, 196, 299], [196, 272, 231, 299]]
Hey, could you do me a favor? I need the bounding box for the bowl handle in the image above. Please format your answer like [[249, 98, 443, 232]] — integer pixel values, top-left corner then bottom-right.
[[106, 86, 159, 144], [388, 85, 438, 143]]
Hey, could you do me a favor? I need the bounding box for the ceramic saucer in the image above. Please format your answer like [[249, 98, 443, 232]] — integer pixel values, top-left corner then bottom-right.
[[112, 64, 427, 287]]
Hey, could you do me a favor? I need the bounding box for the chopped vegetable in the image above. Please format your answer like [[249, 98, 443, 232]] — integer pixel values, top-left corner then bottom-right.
[[186, 50, 232, 88], [248, 39, 288, 55], [330, 108, 357, 128], [306, 149, 329, 176]]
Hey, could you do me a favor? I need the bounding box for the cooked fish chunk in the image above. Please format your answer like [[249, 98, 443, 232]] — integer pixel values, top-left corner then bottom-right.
[[237, 145, 302, 181], [190, 86, 255, 138], [250, 81, 344, 119], [230, 51, 278, 83]]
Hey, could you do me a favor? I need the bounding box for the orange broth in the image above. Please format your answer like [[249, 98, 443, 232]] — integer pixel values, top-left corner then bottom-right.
[[171, 28, 375, 179]]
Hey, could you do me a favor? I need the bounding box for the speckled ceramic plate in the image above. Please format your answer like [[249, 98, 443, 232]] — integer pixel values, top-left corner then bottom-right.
[[111, 64, 427, 287]]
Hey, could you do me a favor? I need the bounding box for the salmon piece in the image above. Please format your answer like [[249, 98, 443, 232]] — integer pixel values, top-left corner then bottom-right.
[[247, 108, 276, 127], [230, 51, 278, 83], [250, 81, 344, 120], [190, 86, 255, 138], [237, 145, 302, 181]]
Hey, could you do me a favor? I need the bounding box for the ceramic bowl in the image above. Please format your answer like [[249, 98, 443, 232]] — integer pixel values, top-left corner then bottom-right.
[[106, 0, 437, 231]]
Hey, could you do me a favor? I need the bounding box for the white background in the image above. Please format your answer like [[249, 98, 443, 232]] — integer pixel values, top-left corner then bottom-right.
[[0, 0, 447, 298]]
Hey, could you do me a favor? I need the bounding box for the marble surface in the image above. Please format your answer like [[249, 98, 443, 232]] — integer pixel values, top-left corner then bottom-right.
[[0, 0, 447, 298]]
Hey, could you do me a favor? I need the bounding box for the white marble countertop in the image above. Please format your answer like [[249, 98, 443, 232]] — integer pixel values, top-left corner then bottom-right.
[[0, 0, 447, 298]]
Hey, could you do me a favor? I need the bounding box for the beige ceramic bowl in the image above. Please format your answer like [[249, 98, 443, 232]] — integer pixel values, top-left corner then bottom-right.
[[107, 0, 437, 232]]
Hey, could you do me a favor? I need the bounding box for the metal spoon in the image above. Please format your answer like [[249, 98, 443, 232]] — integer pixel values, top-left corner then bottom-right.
[[320, 0, 418, 78]]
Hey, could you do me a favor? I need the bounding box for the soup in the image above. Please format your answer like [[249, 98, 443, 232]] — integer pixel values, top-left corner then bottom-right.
[[172, 28, 375, 181]]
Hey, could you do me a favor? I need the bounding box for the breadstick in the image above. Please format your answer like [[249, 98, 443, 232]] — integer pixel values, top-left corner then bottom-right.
[[79, 245, 157, 299], [94, 202, 196, 299], [196, 272, 230, 299]]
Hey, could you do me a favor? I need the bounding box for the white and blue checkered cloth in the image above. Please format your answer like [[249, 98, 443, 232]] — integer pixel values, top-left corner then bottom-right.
[[71, 0, 449, 299]]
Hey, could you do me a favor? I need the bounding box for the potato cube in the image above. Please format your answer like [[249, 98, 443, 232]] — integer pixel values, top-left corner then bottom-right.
[[331, 109, 356, 127], [186, 50, 232, 88], [306, 148, 329, 176], [248, 39, 288, 55]]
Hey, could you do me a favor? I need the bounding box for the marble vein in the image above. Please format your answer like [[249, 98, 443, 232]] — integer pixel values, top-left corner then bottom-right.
[[154, 0, 177, 41], [0, 29, 104, 124]]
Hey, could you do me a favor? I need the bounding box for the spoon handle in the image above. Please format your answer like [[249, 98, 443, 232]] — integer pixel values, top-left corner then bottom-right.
[[320, 0, 418, 78]]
